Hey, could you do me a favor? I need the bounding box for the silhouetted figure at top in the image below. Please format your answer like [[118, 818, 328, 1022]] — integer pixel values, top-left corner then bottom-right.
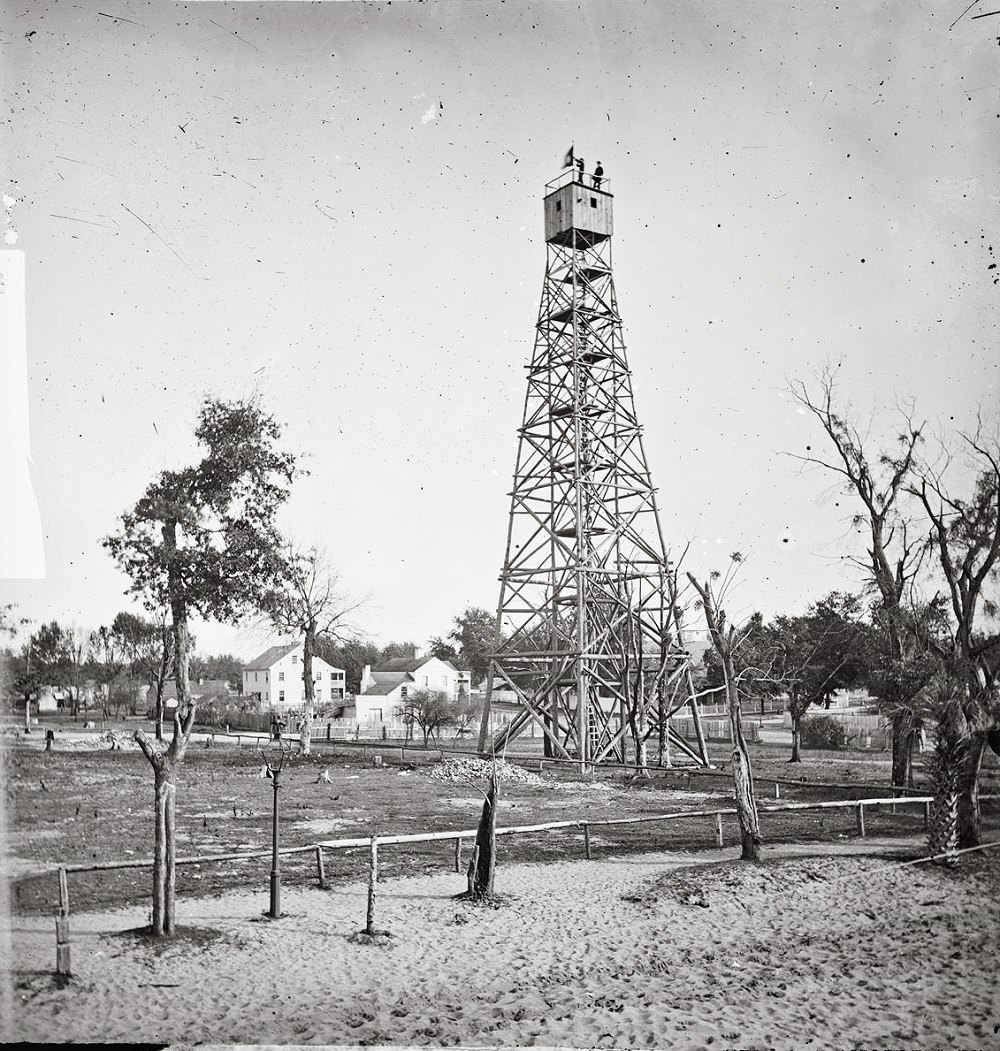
[[576, 156, 585, 181], [593, 162, 604, 189]]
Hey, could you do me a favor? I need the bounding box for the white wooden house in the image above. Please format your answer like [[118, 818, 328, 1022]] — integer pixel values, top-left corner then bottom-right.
[[355, 653, 469, 723], [242, 641, 346, 709]]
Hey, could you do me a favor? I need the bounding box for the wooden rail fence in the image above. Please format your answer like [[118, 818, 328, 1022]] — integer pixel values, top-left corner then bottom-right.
[[52, 792, 934, 976]]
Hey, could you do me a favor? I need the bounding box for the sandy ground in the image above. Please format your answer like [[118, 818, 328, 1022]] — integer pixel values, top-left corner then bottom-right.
[[4, 836, 999, 1049]]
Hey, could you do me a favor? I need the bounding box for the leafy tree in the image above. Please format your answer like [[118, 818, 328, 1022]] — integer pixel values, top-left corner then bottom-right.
[[103, 396, 298, 936], [28, 621, 71, 684], [443, 607, 496, 686], [315, 636, 380, 695], [188, 652, 242, 691], [89, 624, 126, 697], [260, 545, 361, 754], [761, 592, 874, 762], [111, 611, 172, 738], [427, 636, 460, 665], [379, 641, 418, 661]]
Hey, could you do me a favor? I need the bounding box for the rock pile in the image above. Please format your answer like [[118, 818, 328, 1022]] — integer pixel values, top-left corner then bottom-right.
[[429, 756, 543, 786]]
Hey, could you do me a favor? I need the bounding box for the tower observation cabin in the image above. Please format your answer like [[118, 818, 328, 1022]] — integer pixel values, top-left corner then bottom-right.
[[543, 168, 613, 248]]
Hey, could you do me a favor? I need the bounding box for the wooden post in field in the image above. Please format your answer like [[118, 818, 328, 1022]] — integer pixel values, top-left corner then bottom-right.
[[583, 823, 591, 859], [773, 781, 780, 799], [365, 835, 378, 935], [856, 803, 866, 837], [454, 837, 462, 873], [56, 867, 71, 976], [714, 812, 724, 848], [923, 801, 930, 829], [315, 846, 326, 888]]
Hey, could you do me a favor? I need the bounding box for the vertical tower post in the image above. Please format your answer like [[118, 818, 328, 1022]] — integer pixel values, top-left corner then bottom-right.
[[478, 164, 710, 770]]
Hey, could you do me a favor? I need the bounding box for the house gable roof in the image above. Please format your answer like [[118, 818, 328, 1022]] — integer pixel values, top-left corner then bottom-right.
[[244, 643, 299, 671], [374, 655, 457, 674], [360, 680, 406, 696]]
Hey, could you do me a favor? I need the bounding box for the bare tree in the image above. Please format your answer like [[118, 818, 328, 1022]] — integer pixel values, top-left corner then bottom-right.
[[260, 546, 362, 755], [910, 418, 1000, 846], [789, 366, 926, 787], [397, 688, 453, 747], [687, 556, 762, 861]]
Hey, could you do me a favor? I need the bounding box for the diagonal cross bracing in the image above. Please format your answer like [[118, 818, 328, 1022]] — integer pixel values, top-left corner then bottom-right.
[[478, 172, 710, 772]]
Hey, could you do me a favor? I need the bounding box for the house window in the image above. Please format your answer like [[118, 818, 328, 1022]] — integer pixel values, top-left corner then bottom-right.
[[292, 655, 298, 664], [371, 708, 382, 722], [279, 671, 284, 681], [316, 689, 322, 701], [400, 686, 408, 700], [555, 199, 562, 212], [590, 197, 597, 207], [279, 690, 285, 703]]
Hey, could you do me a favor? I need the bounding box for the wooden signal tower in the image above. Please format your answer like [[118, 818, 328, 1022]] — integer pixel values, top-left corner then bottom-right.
[[477, 165, 710, 771]]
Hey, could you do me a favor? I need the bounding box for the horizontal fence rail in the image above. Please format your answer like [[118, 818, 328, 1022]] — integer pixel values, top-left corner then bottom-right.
[[48, 791, 952, 975]]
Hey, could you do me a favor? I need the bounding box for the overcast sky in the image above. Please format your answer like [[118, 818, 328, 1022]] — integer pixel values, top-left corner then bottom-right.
[[1, 1, 996, 659]]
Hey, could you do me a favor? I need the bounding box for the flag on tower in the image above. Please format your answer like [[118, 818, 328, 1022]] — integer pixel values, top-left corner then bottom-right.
[[562, 145, 574, 168]]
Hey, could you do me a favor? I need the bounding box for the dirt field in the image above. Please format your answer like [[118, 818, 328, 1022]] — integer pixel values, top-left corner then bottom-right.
[[5, 728, 998, 917]]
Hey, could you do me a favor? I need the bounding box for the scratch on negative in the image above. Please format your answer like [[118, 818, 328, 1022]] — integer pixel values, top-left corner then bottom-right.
[[121, 204, 197, 276]]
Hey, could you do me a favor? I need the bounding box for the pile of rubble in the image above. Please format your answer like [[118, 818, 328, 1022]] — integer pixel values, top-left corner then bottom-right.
[[429, 756, 544, 786]]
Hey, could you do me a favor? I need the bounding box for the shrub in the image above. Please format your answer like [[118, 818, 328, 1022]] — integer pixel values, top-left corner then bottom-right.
[[799, 715, 849, 751]]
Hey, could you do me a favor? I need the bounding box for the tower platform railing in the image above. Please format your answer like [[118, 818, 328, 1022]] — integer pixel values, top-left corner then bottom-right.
[[545, 168, 612, 195]]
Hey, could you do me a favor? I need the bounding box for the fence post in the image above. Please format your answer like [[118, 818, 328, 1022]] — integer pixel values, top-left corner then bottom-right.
[[315, 846, 326, 888], [583, 823, 591, 859], [56, 867, 71, 976], [365, 835, 378, 935], [400, 747, 405, 763], [923, 801, 931, 830], [856, 803, 866, 838], [454, 837, 462, 873], [774, 781, 780, 799], [714, 812, 724, 848]]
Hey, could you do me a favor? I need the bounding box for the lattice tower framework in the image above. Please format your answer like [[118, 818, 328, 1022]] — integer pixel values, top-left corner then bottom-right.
[[477, 168, 710, 771]]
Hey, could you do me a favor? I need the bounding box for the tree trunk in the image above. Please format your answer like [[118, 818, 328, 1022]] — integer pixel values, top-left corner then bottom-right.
[[728, 698, 761, 860], [789, 709, 802, 763], [634, 729, 649, 776], [928, 714, 966, 866], [152, 770, 168, 935], [163, 777, 177, 934], [472, 771, 499, 899], [891, 709, 915, 789], [958, 734, 986, 848], [301, 625, 315, 756], [722, 654, 761, 861]]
